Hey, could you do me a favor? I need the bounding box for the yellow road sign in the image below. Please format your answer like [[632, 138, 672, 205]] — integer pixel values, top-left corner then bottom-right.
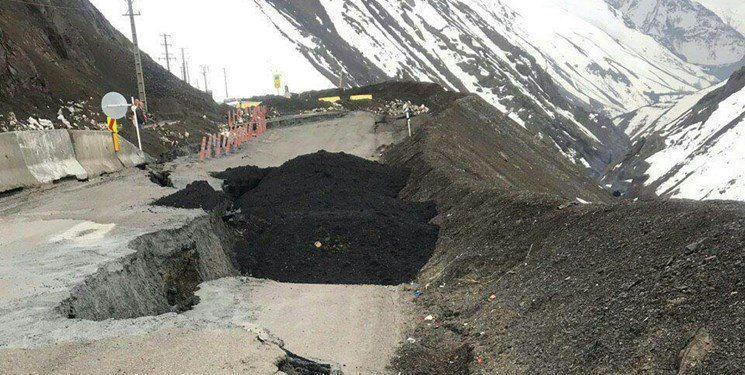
[[350, 94, 373, 101], [318, 96, 341, 103]]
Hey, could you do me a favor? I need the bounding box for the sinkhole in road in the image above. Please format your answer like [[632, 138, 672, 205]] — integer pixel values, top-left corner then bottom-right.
[[57, 152, 436, 374], [58, 151, 438, 320]]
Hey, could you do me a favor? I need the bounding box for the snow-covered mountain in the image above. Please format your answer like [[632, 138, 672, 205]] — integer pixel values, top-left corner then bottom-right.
[[605, 67, 745, 200], [261, 0, 688, 176], [256, 0, 717, 116], [605, 0, 745, 79], [695, 0, 745, 36]]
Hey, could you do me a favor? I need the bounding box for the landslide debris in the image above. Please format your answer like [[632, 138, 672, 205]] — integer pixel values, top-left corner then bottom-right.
[[216, 151, 439, 285], [152, 181, 230, 212]]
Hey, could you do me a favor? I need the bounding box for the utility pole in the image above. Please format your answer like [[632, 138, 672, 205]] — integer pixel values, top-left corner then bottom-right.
[[223, 67, 229, 99], [200, 65, 210, 94], [125, 0, 147, 112], [160, 34, 175, 72], [180, 48, 189, 82]]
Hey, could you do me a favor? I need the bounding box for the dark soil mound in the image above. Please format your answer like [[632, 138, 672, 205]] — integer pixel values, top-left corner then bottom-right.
[[217, 151, 438, 285], [152, 181, 230, 212], [211, 166, 274, 200]]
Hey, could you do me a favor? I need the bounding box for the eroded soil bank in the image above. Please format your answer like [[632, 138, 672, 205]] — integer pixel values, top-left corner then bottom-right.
[[383, 95, 745, 374]]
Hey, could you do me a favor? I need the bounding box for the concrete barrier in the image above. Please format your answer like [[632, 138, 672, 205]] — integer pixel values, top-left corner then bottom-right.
[[15, 130, 88, 184], [116, 137, 147, 168], [0, 130, 151, 194], [68, 130, 124, 177], [0, 132, 40, 192]]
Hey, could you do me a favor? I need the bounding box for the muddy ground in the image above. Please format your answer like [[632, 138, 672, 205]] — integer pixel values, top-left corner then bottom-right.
[[229, 151, 438, 285], [383, 95, 744, 374]]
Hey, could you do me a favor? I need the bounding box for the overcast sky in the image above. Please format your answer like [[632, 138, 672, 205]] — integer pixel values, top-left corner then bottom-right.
[[89, 0, 332, 102]]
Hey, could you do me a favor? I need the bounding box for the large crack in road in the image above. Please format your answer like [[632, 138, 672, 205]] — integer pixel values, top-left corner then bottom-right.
[[1, 111, 414, 374]]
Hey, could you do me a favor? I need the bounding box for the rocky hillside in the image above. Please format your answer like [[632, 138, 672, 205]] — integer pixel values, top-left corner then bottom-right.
[[605, 67, 745, 200], [0, 0, 222, 158], [606, 0, 744, 79], [383, 89, 744, 375]]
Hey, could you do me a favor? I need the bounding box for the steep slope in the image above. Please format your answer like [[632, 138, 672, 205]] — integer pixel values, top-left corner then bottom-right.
[[385, 94, 612, 203], [383, 91, 744, 375], [605, 67, 745, 200], [606, 0, 745, 79], [0, 0, 222, 157]]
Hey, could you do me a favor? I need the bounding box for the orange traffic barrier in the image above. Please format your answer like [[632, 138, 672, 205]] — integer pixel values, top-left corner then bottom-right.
[[206, 134, 213, 159], [199, 136, 207, 161]]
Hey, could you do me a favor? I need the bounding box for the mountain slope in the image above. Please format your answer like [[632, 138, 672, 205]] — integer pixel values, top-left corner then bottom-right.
[[605, 67, 745, 200], [0, 0, 220, 134], [606, 0, 745, 79], [256, 0, 716, 116], [695, 0, 745, 35], [253, 0, 736, 177]]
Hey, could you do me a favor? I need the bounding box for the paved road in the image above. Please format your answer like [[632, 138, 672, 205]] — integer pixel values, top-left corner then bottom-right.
[[0, 112, 412, 374]]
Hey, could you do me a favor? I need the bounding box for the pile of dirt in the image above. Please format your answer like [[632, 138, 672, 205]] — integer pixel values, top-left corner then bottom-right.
[[383, 95, 745, 374], [152, 181, 230, 212], [216, 151, 439, 285], [210, 165, 274, 200]]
